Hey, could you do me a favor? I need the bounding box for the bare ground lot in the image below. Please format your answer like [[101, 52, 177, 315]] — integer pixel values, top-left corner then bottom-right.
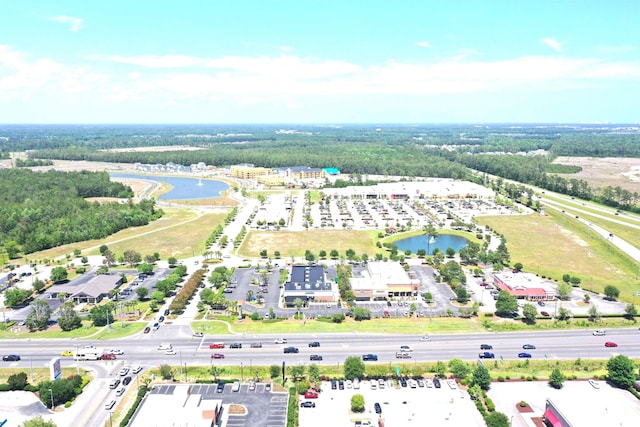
[[552, 156, 640, 192]]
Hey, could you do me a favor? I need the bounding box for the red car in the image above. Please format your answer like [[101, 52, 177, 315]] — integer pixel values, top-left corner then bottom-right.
[[304, 391, 319, 399], [209, 342, 225, 349], [100, 353, 116, 360], [604, 342, 618, 347], [143, 326, 151, 334], [211, 353, 225, 359]]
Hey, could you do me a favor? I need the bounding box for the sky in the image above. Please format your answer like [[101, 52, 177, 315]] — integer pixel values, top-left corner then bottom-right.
[[1, 0, 639, 124]]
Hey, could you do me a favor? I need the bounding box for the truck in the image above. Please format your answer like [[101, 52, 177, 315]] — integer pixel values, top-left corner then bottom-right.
[[74, 349, 101, 361]]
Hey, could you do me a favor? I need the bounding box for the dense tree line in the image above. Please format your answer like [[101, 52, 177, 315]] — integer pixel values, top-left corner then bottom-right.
[[0, 169, 162, 254], [14, 158, 53, 167]]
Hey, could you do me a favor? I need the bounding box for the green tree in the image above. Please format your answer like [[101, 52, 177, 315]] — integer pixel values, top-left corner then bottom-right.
[[557, 307, 572, 321], [446, 247, 456, 258], [4, 287, 31, 306], [607, 355, 637, 388], [455, 286, 469, 303], [4, 240, 20, 258], [20, 416, 58, 427], [8, 371, 28, 390], [352, 307, 371, 321], [330, 249, 339, 259], [513, 262, 523, 272], [448, 358, 470, 379], [343, 356, 365, 380], [345, 248, 356, 260], [32, 277, 46, 293], [293, 298, 304, 314], [350, 394, 365, 413], [26, 299, 52, 330], [308, 364, 320, 383], [159, 364, 173, 380], [522, 303, 537, 324], [57, 301, 82, 331], [167, 256, 178, 267], [270, 365, 281, 379], [485, 412, 510, 427], [440, 260, 466, 285], [89, 304, 113, 327], [604, 285, 620, 300], [471, 364, 492, 390], [495, 291, 518, 316], [549, 367, 565, 389], [557, 282, 572, 300], [138, 263, 154, 275], [136, 287, 149, 300], [290, 365, 306, 382], [50, 266, 68, 283], [624, 303, 637, 320], [123, 250, 142, 266], [588, 305, 600, 322], [99, 244, 109, 255], [569, 276, 581, 286], [151, 290, 165, 303]]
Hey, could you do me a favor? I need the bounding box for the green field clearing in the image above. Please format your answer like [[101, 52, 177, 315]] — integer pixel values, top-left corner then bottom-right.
[[239, 229, 382, 258], [22, 208, 227, 263], [477, 210, 639, 302]]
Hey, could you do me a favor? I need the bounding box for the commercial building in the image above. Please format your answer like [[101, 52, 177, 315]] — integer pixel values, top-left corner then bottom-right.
[[351, 262, 420, 301], [491, 271, 556, 302], [47, 274, 124, 304], [230, 164, 274, 180], [322, 179, 495, 200], [282, 265, 335, 306]]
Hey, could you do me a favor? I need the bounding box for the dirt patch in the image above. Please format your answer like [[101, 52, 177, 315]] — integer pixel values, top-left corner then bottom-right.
[[228, 404, 247, 415], [516, 403, 534, 413], [552, 156, 640, 192]]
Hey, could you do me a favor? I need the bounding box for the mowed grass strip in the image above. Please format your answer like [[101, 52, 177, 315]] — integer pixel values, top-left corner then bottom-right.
[[477, 210, 639, 301], [239, 229, 381, 258], [193, 316, 486, 335]]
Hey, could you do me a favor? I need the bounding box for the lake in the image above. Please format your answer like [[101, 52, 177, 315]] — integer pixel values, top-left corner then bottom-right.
[[394, 233, 470, 254], [111, 174, 229, 200]]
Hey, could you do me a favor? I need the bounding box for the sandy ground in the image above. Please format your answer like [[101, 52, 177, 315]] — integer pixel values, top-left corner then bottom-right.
[[552, 156, 640, 192]]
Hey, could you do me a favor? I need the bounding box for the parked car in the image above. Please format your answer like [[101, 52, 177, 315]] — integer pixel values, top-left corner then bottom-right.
[[211, 353, 225, 359], [300, 401, 315, 408], [604, 341, 618, 347], [232, 381, 240, 392], [338, 381, 344, 390], [518, 352, 532, 358], [331, 380, 337, 390], [265, 383, 272, 392], [479, 352, 495, 359], [433, 378, 442, 388], [522, 344, 536, 349], [310, 354, 323, 361], [374, 402, 382, 414], [216, 381, 225, 393], [399, 377, 407, 387], [304, 391, 319, 399], [249, 381, 256, 391]]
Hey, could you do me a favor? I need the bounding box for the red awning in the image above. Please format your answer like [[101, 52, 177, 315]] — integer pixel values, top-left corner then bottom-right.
[[544, 409, 563, 427]]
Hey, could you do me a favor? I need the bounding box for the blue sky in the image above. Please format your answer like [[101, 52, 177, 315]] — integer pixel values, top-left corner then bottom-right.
[[1, 0, 639, 123]]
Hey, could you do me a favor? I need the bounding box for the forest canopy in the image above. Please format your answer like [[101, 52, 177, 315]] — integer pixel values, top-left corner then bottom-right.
[[0, 169, 163, 254]]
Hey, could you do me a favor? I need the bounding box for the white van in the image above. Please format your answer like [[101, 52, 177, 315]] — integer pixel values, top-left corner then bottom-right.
[[232, 381, 240, 392]]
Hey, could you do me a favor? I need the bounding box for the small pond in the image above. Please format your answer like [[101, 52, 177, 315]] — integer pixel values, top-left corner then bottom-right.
[[394, 233, 470, 255]]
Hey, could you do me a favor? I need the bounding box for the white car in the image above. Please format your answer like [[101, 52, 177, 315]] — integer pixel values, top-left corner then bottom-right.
[[132, 366, 143, 374], [592, 330, 606, 336], [115, 387, 126, 396], [165, 349, 177, 355], [400, 345, 413, 352], [420, 335, 431, 341], [119, 368, 129, 376], [157, 343, 172, 350], [110, 349, 124, 355], [274, 338, 287, 344]]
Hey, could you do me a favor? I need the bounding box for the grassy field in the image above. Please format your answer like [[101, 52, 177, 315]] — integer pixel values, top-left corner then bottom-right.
[[0, 321, 146, 340], [477, 209, 639, 302], [239, 229, 382, 258], [21, 208, 227, 264], [0, 368, 91, 385]]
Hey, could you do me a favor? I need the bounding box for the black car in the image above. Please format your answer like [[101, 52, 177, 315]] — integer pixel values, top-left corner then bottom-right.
[[308, 341, 320, 347], [338, 381, 344, 390], [310, 354, 323, 361], [164, 309, 170, 316], [284, 347, 299, 354], [362, 354, 378, 361], [229, 343, 242, 349], [158, 316, 165, 323], [2, 355, 20, 361], [331, 380, 337, 390], [480, 344, 493, 350], [374, 403, 382, 414], [518, 352, 532, 358], [122, 376, 132, 386], [479, 352, 495, 359], [433, 378, 441, 388], [216, 381, 225, 393], [250, 342, 262, 348], [300, 401, 315, 408], [386, 300, 392, 307], [399, 377, 407, 387]]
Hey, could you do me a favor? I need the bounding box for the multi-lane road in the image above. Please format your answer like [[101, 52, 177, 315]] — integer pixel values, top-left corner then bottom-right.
[[4, 325, 640, 370]]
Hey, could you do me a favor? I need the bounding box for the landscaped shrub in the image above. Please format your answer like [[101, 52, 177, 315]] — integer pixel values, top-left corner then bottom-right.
[[485, 397, 496, 412], [120, 386, 150, 427], [497, 376, 505, 382]]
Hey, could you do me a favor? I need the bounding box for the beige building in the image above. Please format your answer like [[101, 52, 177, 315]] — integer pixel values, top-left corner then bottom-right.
[[230, 165, 273, 179], [351, 261, 420, 301]]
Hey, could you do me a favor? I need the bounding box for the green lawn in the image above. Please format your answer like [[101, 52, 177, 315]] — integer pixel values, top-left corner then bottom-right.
[[477, 209, 640, 302], [0, 321, 145, 340]]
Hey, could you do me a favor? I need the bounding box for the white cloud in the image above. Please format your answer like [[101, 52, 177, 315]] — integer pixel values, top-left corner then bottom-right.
[[49, 16, 83, 32], [416, 41, 432, 48], [541, 37, 562, 52]]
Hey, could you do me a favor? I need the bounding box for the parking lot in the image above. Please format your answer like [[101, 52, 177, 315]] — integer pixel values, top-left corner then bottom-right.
[[298, 380, 485, 427]]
